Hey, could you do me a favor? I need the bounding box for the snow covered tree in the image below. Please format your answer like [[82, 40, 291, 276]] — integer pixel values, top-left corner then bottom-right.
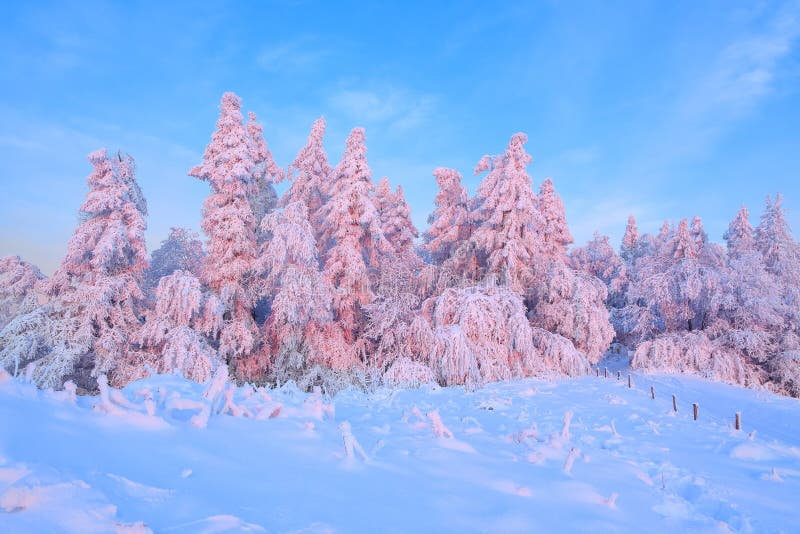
[[246, 201, 341, 384], [756, 194, 799, 281], [620, 215, 640, 266], [0, 256, 44, 329], [467, 133, 542, 290], [528, 261, 614, 364], [536, 178, 573, 261], [283, 117, 333, 234], [629, 219, 722, 338], [143, 227, 204, 296], [375, 177, 419, 259], [423, 167, 470, 265], [189, 92, 260, 364], [724, 205, 756, 258], [137, 270, 223, 383], [690, 215, 708, 248], [318, 127, 386, 342], [570, 233, 630, 344], [570, 233, 627, 301], [364, 259, 432, 375], [0, 149, 149, 389], [425, 281, 539, 388], [246, 111, 283, 225], [753, 195, 800, 394], [569, 232, 628, 308]]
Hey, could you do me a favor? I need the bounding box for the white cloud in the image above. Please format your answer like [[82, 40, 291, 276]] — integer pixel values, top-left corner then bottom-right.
[[256, 38, 328, 72], [688, 6, 799, 118], [328, 86, 436, 132], [656, 2, 800, 161]]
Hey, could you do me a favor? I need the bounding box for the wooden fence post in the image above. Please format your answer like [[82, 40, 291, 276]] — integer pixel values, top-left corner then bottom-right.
[[617, 371, 621, 380], [672, 395, 677, 412], [735, 412, 741, 430], [693, 403, 699, 421], [604, 367, 608, 378], [627, 375, 632, 388], [596, 368, 599, 377], [650, 386, 655, 400]]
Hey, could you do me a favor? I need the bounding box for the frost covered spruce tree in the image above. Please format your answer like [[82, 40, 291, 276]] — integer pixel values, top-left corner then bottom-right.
[[282, 117, 332, 237], [246, 111, 284, 227], [0, 150, 148, 389], [627, 216, 768, 389], [318, 127, 386, 348], [247, 201, 339, 386], [526, 178, 613, 368], [467, 133, 542, 291], [374, 178, 419, 260], [423, 167, 471, 265], [189, 92, 261, 369], [0, 256, 44, 329], [753, 195, 800, 395], [142, 227, 204, 297], [536, 178, 574, 261]]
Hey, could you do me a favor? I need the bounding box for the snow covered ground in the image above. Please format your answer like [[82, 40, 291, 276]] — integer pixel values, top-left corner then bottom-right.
[[1, 366, 799, 533]]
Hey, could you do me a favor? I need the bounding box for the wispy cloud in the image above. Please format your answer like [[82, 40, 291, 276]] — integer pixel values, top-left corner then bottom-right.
[[684, 5, 799, 119], [328, 86, 436, 132], [650, 2, 800, 162], [256, 37, 329, 73]]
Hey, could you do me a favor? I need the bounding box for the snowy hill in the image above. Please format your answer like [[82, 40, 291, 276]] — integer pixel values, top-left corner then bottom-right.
[[1, 368, 799, 533]]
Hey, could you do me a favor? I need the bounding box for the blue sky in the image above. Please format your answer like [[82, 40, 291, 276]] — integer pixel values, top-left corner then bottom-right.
[[1, 1, 799, 274]]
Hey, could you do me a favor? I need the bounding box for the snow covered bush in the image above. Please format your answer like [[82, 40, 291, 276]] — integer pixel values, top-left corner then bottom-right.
[[425, 282, 539, 388], [631, 332, 763, 388], [137, 271, 223, 383], [527, 261, 614, 365]]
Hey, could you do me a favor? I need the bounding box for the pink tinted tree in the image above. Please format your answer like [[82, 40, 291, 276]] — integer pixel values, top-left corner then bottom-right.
[[570, 232, 627, 299], [246, 111, 284, 225], [318, 128, 386, 342], [423, 167, 471, 265], [14, 149, 150, 388], [528, 261, 614, 364], [144, 227, 204, 295], [375, 178, 419, 259], [283, 117, 333, 236], [250, 201, 340, 383], [137, 271, 223, 383], [620, 215, 640, 266], [189, 92, 260, 365], [536, 178, 573, 261], [468, 133, 542, 290], [0, 256, 44, 329], [724, 205, 756, 258], [756, 194, 799, 280]]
